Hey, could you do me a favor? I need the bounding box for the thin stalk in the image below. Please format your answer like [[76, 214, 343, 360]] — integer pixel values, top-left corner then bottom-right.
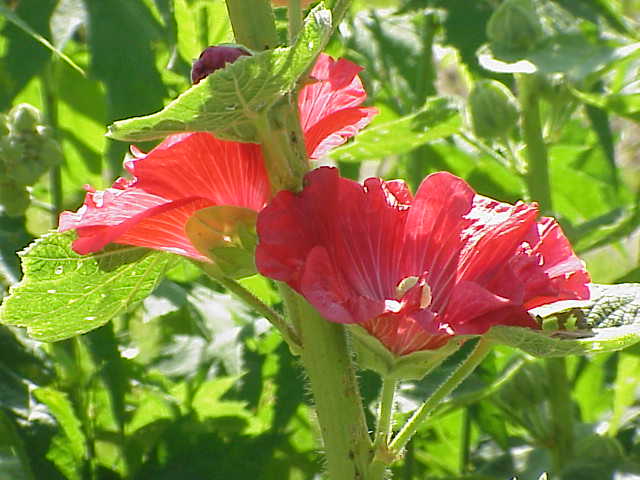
[[225, 0, 279, 51], [292, 290, 372, 479], [369, 377, 397, 479], [516, 73, 552, 212], [288, 0, 303, 43], [329, 0, 353, 37], [40, 63, 63, 224], [546, 357, 574, 475], [202, 266, 301, 352], [389, 339, 493, 456], [374, 377, 397, 451]]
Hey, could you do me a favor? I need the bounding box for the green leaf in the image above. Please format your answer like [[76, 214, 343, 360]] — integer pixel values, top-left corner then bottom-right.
[[0, 232, 174, 341], [485, 284, 640, 357], [106, 4, 332, 143], [33, 387, 86, 462], [329, 98, 461, 163]]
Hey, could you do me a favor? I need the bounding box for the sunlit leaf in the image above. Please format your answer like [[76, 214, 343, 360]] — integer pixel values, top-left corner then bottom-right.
[[0, 232, 175, 341], [486, 284, 640, 356], [106, 4, 332, 143]]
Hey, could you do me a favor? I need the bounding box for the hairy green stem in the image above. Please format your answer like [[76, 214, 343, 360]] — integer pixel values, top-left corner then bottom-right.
[[329, 0, 353, 36], [369, 377, 397, 479], [255, 103, 307, 193], [389, 339, 493, 456], [225, 0, 279, 51], [288, 0, 304, 43], [517, 73, 552, 212], [546, 357, 574, 475], [293, 292, 372, 479]]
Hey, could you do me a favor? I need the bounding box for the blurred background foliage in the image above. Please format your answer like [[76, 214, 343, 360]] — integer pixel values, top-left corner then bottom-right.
[[1, 0, 640, 478]]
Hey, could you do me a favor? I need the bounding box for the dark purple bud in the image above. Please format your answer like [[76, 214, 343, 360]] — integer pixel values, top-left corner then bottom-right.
[[191, 45, 251, 85]]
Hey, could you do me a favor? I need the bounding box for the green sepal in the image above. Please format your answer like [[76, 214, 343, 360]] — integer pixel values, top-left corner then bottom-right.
[[185, 206, 258, 279], [485, 283, 640, 357], [106, 4, 332, 144], [348, 325, 464, 380]]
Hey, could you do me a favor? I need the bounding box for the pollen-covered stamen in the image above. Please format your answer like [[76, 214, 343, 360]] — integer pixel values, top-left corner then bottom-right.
[[420, 283, 432, 309], [393, 276, 433, 312], [395, 276, 419, 299]]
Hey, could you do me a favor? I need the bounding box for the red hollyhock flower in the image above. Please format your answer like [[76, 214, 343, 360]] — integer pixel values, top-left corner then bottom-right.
[[59, 54, 375, 259], [256, 167, 590, 355]]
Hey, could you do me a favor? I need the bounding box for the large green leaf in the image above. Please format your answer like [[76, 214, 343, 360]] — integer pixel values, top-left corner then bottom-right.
[[486, 284, 640, 357], [329, 98, 461, 163], [0, 232, 174, 341], [107, 5, 332, 143]]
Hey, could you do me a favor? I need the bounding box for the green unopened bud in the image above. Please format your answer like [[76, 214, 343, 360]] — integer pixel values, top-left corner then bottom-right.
[[487, 0, 544, 55], [468, 80, 519, 139], [0, 182, 29, 217], [10, 104, 41, 134]]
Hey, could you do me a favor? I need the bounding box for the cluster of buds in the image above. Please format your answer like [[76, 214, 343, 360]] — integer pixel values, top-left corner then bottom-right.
[[0, 104, 63, 217]]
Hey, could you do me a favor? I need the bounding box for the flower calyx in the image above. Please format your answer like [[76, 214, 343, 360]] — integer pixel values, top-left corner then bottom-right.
[[185, 205, 258, 279], [348, 324, 464, 381]]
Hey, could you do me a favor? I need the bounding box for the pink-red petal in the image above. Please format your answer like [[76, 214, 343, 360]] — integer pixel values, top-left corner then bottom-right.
[[128, 133, 270, 211], [298, 54, 377, 158]]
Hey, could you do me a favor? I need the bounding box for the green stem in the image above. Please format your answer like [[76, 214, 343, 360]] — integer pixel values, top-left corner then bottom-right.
[[255, 104, 307, 193], [329, 0, 353, 36], [40, 63, 63, 224], [201, 265, 301, 352], [288, 0, 303, 43], [546, 357, 574, 475], [517, 73, 552, 212], [225, 0, 279, 51], [374, 377, 397, 451], [291, 290, 372, 479], [389, 339, 493, 456], [369, 377, 397, 479]]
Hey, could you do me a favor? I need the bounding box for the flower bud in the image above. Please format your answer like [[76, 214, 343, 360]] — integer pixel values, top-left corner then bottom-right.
[[191, 45, 251, 85], [487, 0, 544, 54], [10, 103, 40, 133], [468, 80, 518, 139]]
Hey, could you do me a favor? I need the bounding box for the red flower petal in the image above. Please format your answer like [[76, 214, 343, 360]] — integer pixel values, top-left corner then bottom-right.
[[128, 133, 269, 211], [256, 168, 590, 354], [59, 133, 270, 259], [299, 54, 377, 158]]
